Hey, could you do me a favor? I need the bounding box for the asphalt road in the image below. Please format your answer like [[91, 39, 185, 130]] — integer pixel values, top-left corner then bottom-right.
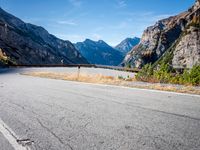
[[0, 68, 200, 150]]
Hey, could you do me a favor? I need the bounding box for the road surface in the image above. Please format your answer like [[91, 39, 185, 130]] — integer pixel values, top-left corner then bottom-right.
[[0, 68, 200, 150]]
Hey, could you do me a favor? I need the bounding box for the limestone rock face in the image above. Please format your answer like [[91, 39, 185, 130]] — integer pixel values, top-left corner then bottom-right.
[[0, 8, 88, 65], [122, 0, 200, 69], [172, 27, 200, 68], [193, 0, 200, 11]]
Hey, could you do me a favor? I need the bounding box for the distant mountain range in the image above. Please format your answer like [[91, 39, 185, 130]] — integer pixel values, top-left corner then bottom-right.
[[115, 37, 140, 55], [75, 39, 124, 66], [122, 0, 200, 69], [0, 7, 88, 65], [1, 0, 199, 69], [0, 7, 138, 67]]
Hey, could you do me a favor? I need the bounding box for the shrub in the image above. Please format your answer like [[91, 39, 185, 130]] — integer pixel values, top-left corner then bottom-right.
[[153, 63, 173, 83], [135, 63, 153, 82], [189, 65, 200, 85], [136, 63, 200, 86], [118, 75, 125, 80], [181, 65, 200, 86], [125, 63, 132, 69]]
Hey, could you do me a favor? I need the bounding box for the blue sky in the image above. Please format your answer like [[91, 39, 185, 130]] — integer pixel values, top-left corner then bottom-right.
[[0, 0, 195, 46]]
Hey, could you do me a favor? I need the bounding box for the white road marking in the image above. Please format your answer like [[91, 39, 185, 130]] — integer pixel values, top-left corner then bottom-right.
[[0, 118, 30, 150]]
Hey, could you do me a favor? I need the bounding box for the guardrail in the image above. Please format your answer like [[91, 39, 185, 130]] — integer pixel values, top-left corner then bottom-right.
[[8, 64, 140, 73], [93, 65, 140, 73]]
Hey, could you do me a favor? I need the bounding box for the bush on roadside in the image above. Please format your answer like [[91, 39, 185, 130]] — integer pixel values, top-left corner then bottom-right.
[[135, 63, 154, 82], [181, 65, 200, 86], [136, 63, 200, 86], [118, 75, 125, 80], [125, 63, 132, 69], [154, 63, 173, 83]]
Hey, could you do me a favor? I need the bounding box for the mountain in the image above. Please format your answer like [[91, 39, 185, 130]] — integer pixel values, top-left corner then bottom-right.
[[0, 8, 88, 65], [122, 0, 200, 69], [75, 39, 123, 66], [115, 37, 140, 55]]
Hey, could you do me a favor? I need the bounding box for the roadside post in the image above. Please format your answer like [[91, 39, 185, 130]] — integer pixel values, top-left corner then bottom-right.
[[77, 65, 80, 80]]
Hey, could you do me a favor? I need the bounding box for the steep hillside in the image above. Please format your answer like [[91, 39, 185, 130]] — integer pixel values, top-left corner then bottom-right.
[[0, 8, 88, 65], [122, 0, 200, 69], [115, 37, 140, 55], [75, 39, 123, 66]]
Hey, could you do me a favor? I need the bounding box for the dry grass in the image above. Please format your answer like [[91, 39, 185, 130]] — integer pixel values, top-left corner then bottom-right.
[[22, 71, 132, 84], [129, 84, 200, 95], [22, 71, 200, 95]]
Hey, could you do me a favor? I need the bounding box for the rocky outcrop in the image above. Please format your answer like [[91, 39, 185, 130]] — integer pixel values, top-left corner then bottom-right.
[[172, 1, 200, 68], [122, 0, 200, 69], [115, 37, 140, 55], [172, 26, 200, 68], [0, 8, 88, 65], [75, 39, 123, 66]]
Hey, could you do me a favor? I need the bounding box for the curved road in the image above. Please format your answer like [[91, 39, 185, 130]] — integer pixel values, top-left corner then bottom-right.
[[0, 68, 200, 150]]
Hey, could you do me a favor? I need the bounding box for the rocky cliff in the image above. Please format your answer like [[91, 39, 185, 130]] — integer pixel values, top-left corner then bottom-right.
[[0, 8, 88, 65], [75, 39, 123, 66], [122, 0, 200, 69]]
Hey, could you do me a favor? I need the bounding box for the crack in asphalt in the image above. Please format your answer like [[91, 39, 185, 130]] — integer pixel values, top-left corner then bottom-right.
[[17, 139, 34, 147], [57, 89, 200, 122], [1, 82, 200, 149], [4, 101, 74, 149], [0, 118, 32, 150], [11, 102, 25, 110], [7, 101, 76, 149], [133, 105, 200, 122], [14, 85, 197, 125], [36, 118, 73, 150], [21, 85, 200, 123]]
